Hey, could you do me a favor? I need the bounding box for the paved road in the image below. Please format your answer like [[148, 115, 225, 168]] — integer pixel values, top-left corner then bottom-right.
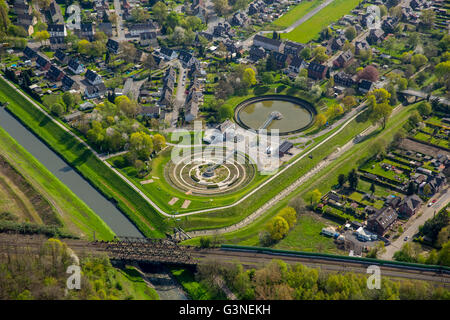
[[380, 188, 450, 260], [113, 0, 125, 41]]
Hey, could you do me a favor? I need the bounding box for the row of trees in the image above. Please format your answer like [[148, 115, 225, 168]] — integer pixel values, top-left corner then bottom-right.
[[195, 258, 450, 300]]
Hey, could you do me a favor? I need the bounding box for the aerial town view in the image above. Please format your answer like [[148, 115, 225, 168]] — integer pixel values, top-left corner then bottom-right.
[[0, 0, 449, 307]]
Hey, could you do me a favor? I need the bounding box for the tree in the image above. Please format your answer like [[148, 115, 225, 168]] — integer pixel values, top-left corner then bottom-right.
[[344, 26, 356, 41], [278, 207, 297, 229], [338, 174, 346, 187], [342, 96, 356, 109], [357, 65, 379, 82], [0, 0, 10, 34], [152, 134, 166, 152], [379, 5, 388, 17], [120, 42, 137, 63], [261, 72, 274, 85], [435, 61, 450, 89], [312, 46, 328, 63], [371, 103, 392, 129], [411, 54, 428, 68], [315, 113, 327, 127], [420, 9, 436, 29], [129, 131, 153, 161], [152, 1, 168, 25], [307, 189, 322, 206], [300, 47, 311, 60], [131, 6, 150, 22], [77, 39, 91, 55], [171, 26, 186, 45], [33, 30, 50, 45], [348, 169, 358, 190], [370, 183, 376, 194], [62, 92, 75, 110], [50, 103, 64, 116], [266, 216, 289, 241], [417, 101, 432, 117], [242, 68, 257, 87], [212, 0, 229, 16], [218, 104, 233, 121]]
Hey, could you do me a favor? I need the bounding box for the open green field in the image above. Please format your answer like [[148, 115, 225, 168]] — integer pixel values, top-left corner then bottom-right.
[[272, 0, 323, 28], [183, 103, 418, 248], [114, 266, 159, 300], [0, 126, 115, 240], [282, 0, 360, 43], [0, 76, 167, 238]]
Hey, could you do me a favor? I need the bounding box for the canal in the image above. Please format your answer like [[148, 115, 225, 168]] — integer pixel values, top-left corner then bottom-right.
[[0, 106, 143, 238]]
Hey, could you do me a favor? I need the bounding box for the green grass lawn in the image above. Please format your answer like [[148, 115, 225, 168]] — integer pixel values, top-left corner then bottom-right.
[[274, 214, 343, 254], [115, 266, 159, 300], [0, 126, 115, 240], [0, 76, 167, 238], [282, 0, 360, 43], [170, 268, 222, 300], [272, 0, 323, 28]]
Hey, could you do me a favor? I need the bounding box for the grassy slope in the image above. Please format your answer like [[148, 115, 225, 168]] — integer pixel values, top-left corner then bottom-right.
[[0, 77, 167, 238], [115, 266, 159, 300], [170, 268, 222, 300], [272, 0, 323, 28], [0, 126, 115, 240], [282, 0, 360, 43], [184, 104, 418, 248]]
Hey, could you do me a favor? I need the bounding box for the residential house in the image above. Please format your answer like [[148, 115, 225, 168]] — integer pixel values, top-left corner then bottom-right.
[[139, 106, 160, 118], [17, 13, 36, 35], [367, 206, 398, 235], [398, 194, 423, 217], [231, 11, 248, 27], [61, 75, 80, 91], [85, 83, 107, 99], [355, 39, 370, 55], [283, 40, 305, 57], [185, 97, 199, 122], [271, 51, 291, 69], [420, 173, 447, 196], [358, 79, 373, 93], [366, 29, 385, 45], [13, 0, 32, 16], [36, 55, 51, 71], [78, 23, 96, 41], [46, 65, 65, 82], [23, 46, 37, 60], [253, 34, 283, 52], [191, 0, 207, 22], [307, 62, 328, 80], [67, 59, 84, 74], [333, 50, 354, 68], [139, 32, 158, 47], [288, 56, 306, 75], [106, 39, 120, 54], [178, 51, 197, 68], [128, 22, 159, 37], [54, 49, 69, 64], [98, 23, 113, 37], [159, 47, 178, 61], [334, 72, 355, 87], [382, 17, 399, 34], [330, 35, 347, 51], [249, 46, 266, 62], [85, 69, 103, 85]]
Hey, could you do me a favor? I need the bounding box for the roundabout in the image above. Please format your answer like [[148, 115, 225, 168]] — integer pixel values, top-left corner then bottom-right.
[[234, 95, 317, 135], [165, 151, 257, 195]]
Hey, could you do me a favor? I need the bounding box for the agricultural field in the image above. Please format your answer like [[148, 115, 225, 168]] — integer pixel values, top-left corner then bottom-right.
[[0, 125, 115, 240], [282, 0, 360, 43], [271, 0, 323, 28]]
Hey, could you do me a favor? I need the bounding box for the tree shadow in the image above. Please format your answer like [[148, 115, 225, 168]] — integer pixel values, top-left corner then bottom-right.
[[72, 149, 92, 167], [39, 115, 50, 127], [254, 86, 270, 95]]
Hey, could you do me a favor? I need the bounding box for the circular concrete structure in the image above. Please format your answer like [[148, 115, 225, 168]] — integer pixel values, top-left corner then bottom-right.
[[165, 151, 256, 196], [234, 95, 316, 135]]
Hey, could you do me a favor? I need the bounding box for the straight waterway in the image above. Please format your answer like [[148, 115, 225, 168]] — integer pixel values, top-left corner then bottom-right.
[[0, 106, 143, 238]]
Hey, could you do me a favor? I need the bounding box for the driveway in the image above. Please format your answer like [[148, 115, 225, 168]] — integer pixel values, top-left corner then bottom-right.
[[380, 187, 450, 260]]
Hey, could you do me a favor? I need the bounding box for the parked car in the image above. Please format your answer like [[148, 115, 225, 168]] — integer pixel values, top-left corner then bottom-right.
[[404, 236, 409, 241]]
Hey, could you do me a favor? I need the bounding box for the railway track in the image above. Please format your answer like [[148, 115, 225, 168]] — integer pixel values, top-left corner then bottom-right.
[[0, 234, 448, 285]]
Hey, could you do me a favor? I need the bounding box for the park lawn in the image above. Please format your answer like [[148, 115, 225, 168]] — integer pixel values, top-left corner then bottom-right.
[[183, 104, 419, 247], [114, 266, 159, 300], [274, 214, 343, 254], [282, 0, 360, 43], [0, 76, 167, 238], [169, 268, 223, 300], [0, 126, 115, 240], [272, 0, 323, 28]]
